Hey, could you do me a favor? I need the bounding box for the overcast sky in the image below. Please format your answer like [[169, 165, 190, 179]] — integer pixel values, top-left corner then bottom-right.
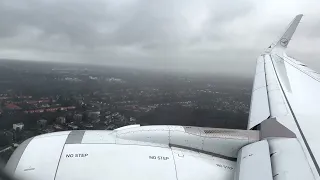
[[0, 0, 320, 76]]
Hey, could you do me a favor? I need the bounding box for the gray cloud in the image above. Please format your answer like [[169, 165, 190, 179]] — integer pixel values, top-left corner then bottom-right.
[[0, 0, 320, 76]]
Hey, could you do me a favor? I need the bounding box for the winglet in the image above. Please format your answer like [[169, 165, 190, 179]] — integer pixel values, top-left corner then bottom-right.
[[272, 14, 303, 51]]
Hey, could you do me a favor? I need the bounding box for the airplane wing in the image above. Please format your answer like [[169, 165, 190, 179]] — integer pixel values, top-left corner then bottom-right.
[[248, 14, 320, 179], [4, 14, 320, 180], [4, 127, 259, 180]]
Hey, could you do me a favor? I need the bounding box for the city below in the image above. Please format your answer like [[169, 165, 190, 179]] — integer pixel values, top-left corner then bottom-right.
[[0, 59, 252, 162]]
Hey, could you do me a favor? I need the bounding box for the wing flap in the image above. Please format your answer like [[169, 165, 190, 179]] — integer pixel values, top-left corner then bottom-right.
[[234, 140, 273, 180]]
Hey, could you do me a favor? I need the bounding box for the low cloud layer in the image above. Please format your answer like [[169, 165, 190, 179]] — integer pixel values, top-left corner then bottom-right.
[[1, 0, 320, 75]]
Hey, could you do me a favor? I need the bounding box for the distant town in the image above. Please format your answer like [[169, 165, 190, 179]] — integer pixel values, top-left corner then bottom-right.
[[0, 59, 252, 162]]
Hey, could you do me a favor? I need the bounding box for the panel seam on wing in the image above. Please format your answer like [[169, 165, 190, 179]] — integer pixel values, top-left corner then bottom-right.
[[170, 148, 179, 180], [53, 131, 72, 180]]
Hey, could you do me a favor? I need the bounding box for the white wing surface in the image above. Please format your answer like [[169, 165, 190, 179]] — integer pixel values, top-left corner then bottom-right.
[[248, 14, 320, 179]]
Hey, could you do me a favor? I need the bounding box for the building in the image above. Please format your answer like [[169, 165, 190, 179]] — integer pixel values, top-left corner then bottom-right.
[[13, 123, 24, 131], [73, 114, 83, 122], [5, 103, 22, 110], [13, 123, 24, 141], [92, 119, 100, 123], [67, 124, 79, 130], [129, 117, 136, 122], [82, 123, 94, 130], [56, 117, 66, 124], [37, 119, 47, 129], [87, 111, 100, 119], [53, 124, 64, 131]]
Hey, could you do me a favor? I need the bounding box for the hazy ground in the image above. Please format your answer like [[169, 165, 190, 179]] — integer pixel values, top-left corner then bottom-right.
[[0, 59, 253, 129]]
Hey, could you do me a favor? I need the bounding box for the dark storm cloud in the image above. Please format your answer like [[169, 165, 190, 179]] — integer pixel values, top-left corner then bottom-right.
[[0, 0, 114, 46], [0, 0, 254, 47], [0, 0, 320, 75]]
